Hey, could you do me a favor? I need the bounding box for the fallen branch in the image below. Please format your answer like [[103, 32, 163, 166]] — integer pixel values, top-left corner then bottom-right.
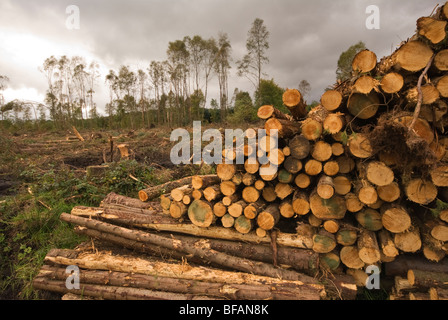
[[408, 54, 435, 132]]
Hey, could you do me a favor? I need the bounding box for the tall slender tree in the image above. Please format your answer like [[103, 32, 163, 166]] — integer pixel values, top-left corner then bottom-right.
[[237, 18, 270, 90], [215, 32, 232, 121]]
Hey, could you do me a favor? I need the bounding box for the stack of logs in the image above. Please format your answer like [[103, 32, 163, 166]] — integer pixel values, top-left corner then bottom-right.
[[33, 192, 358, 300], [137, 3, 448, 299], [33, 3, 448, 300]]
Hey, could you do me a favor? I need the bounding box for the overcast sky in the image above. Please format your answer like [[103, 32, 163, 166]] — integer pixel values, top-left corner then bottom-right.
[[0, 0, 442, 115]]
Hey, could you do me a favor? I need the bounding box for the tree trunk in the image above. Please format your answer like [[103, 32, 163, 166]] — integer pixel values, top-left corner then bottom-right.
[[288, 135, 311, 159], [301, 119, 323, 141], [257, 204, 280, 231], [138, 176, 193, 202], [37, 265, 315, 300], [309, 191, 347, 220], [321, 90, 343, 111], [265, 118, 302, 138], [257, 105, 292, 120], [282, 89, 307, 120], [191, 175, 221, 190], [188, 200, 216, 227], [340, 246, 365, 269], [355, 208, 383, 232], [357, 229, 381, 264], [404, 178, 438, 205], [352, 49, 377, 73], [59, 213, 318, 284]]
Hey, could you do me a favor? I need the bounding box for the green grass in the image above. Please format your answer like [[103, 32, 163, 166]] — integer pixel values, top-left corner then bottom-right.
[[0, 158, 171, 299]]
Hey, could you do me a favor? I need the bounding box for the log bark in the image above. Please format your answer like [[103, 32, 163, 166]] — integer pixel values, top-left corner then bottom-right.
[[43, 248, 322, 292], [33, 277, 210, 300], [191, 175, 221, 190], [171, 185, 192, 202], [257, 105, 292, 120], [203, 185, 222, 202], [71, 206, 177, 226], [102, 192, 153, 210], [407, 269, 448, 289], [139, 176, 193, 202], [37, 264, 315, 300], [59, 213, 318, 283], [265, 118, 302, 138], [384, 254, 448, 277]]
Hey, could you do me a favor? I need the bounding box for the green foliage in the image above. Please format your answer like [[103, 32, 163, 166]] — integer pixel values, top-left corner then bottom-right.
[[0, 159, 163, 299], [227, 90, 258, 124], [254, 78, 285, 112], [336, 41, 366, 82], [430, 199, 448, 219]]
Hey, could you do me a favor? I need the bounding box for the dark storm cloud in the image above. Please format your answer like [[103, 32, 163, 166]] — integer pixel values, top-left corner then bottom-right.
[[0, 0, 442, 108]]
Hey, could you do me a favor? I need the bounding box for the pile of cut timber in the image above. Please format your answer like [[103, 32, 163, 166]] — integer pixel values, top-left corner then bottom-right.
[[137, 4, 448, 299], [34, 192, 358, 300], [34, 3, 448, 300]]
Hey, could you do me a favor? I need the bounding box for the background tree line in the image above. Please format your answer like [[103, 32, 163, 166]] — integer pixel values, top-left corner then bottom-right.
[[0, 18, 364, 132]]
